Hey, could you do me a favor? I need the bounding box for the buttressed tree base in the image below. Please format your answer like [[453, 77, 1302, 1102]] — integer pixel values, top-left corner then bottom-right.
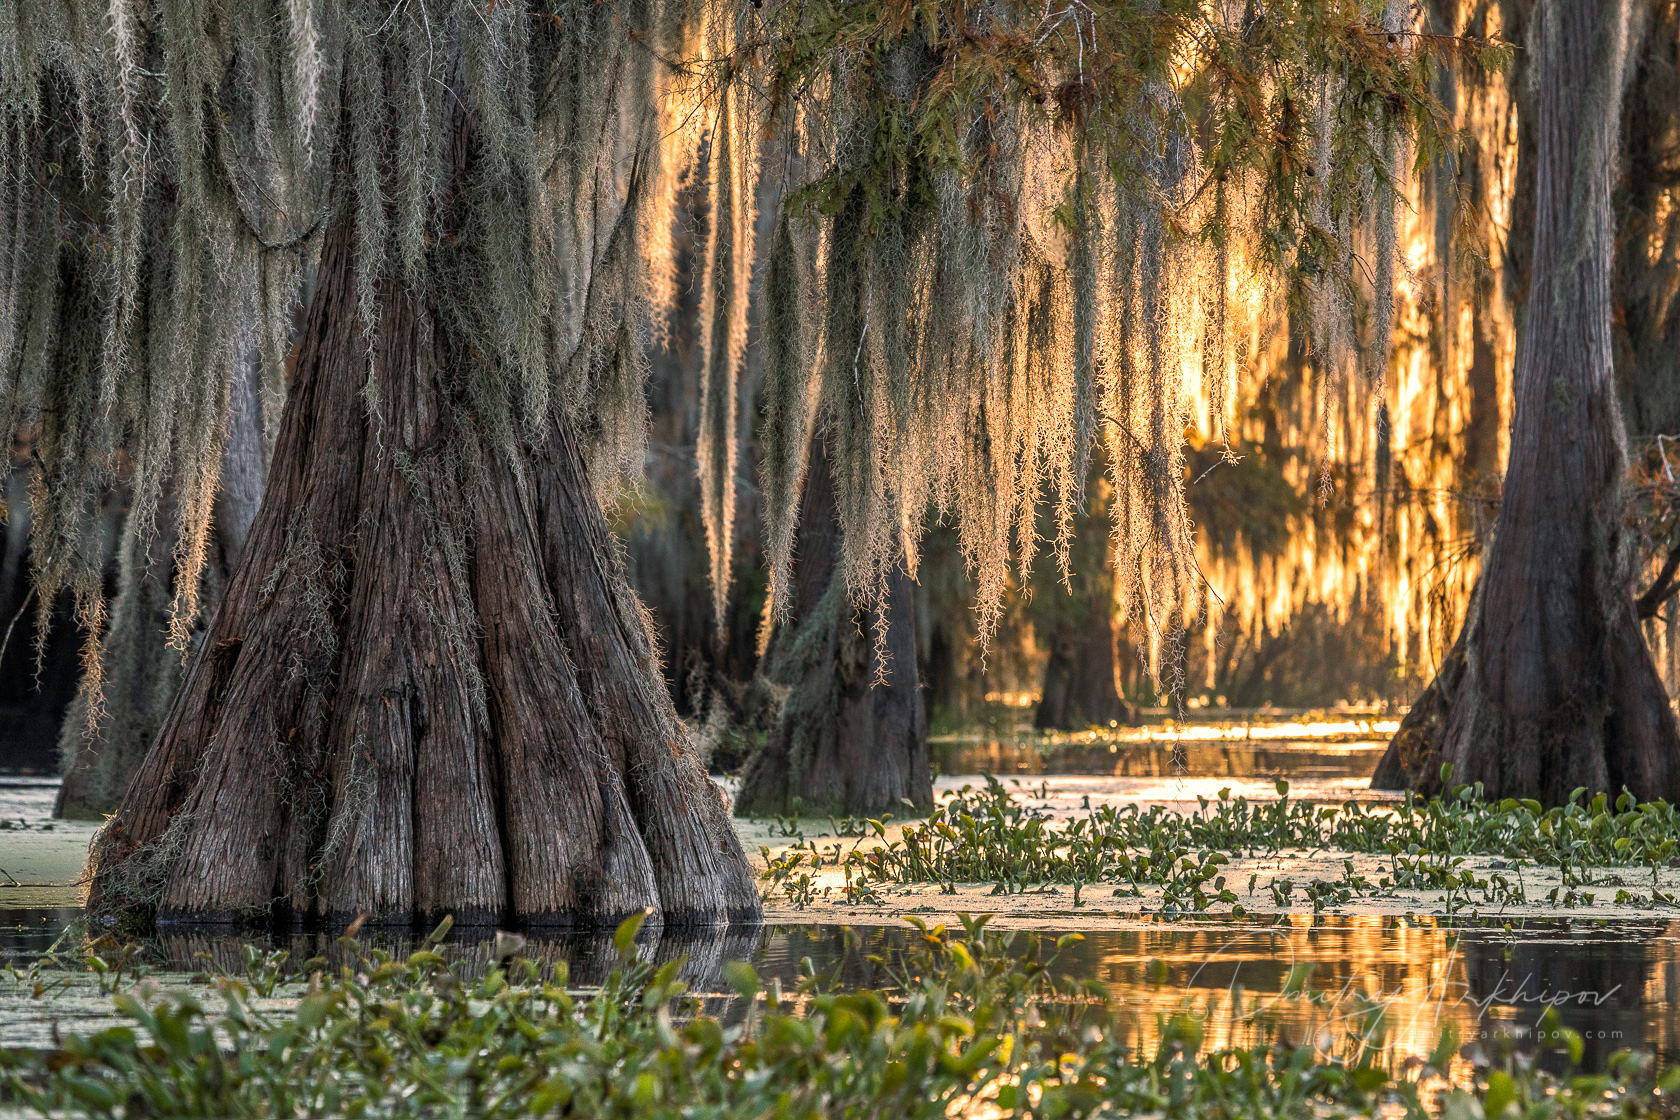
[[89, 223, 757, 929], [1373, 0, 1680, 803], [0, 0, 1490, 927]]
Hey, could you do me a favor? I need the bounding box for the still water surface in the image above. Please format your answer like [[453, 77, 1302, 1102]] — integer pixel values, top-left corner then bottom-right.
[[2, 907, 1671, 1069], [2, 757, 1670, 1070]]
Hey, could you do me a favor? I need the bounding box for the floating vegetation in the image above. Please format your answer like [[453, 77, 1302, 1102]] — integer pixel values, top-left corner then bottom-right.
[[801, 773, 1680, 915], [3, 913, 1675, 1118]]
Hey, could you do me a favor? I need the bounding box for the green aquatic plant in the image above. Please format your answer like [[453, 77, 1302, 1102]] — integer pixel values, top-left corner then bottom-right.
[[3, 913, 1674, 1120], [844, 773, 1680, 913]]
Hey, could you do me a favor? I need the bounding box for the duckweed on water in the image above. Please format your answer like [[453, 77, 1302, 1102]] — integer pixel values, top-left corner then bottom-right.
[[2, 913, 1676, 1119]]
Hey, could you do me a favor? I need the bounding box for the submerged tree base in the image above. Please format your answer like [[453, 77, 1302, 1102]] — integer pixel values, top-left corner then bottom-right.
[[735, 447, 932, 820], [87, 223, 759, 931], [1370, 582, 1680, 803]]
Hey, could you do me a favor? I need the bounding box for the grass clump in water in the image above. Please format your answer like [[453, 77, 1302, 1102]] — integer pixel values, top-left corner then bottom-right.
[[3, 912, 1677, 1119]]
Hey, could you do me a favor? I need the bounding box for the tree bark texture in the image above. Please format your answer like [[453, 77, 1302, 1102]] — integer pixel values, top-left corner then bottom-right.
[[1034, 603, 1132, 731], [56, 342, 269, 820], [1614, 0, 1680, 439], [735, 443, 932, 818], [1373, 0, 1680, 802], [86, 220, 759, 929]]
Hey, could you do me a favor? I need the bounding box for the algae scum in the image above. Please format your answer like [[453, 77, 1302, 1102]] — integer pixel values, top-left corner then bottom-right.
[[6, 732, 1680, 1116]]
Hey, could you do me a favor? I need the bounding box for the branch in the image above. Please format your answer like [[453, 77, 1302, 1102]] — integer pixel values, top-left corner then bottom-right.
[[1636, 544, 1680, 620]]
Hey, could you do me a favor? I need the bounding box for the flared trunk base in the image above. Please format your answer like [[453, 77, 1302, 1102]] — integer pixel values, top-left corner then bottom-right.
[[88, 222, 759, 930], [1373, 586, 1680, 803]]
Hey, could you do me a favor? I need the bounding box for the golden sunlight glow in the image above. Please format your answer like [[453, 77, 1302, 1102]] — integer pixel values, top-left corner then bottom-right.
[[1168, 49, 1520, 694]]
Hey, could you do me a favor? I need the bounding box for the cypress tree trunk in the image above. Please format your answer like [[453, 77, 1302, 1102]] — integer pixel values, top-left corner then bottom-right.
[[56, 343, 268, 820], [1033, 604, 1133, 731], [1031, 451, 1134, 731], [1613, 0, 1680, 439], [86, 219, 759, 929], [0, 465, 89, 775], [735, 443, 932, 818], [1373, 0, 1680, 802]]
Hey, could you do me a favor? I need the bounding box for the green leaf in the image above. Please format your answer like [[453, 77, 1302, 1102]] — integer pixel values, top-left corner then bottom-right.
[[426, 915, 454, 945], [1429, 1023, 1459, 1072], [62, 1073, 117, 1111], [614, 909, 650, 957], [295, 992, 334, 1032], [1352, 1067, 1388, 1093], [111, 992, 150, 1025], [1482, 1070, 1515, 1119], [722, 960, 760, 1001], [1561, 1027, 1584, 1065]]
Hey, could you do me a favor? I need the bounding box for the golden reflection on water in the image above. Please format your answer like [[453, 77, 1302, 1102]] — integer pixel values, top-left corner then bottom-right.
[[1062, 916, 1676, 1069], [1043, 720, 1403, 744], [929, 711, 1403, 781], [762, 916, 1680, 1070]]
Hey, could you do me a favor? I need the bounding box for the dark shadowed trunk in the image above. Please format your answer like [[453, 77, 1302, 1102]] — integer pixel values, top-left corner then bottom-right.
[[1032, 452, 1134, 731], [1374, 0, 1680, 801], [734, 441, 932, 818], [1034, 603, 1132, 731], [86, 218, 758, 930], [0, 462, 89, 775], [1614, 0, 1680, 440], [56, 342, 269, 819]]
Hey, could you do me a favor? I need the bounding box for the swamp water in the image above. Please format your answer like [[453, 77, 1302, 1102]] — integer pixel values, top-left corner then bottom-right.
[[3, 909, 1672, 1072], [3, 727, 1676, 1079], [928, 708, 1397, 779]]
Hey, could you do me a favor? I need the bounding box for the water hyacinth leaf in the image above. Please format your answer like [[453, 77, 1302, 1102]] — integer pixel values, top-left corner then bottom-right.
[[723, 959, 760, 1001], [1431, 1024, 1461, 1072], [1484, 1071, 1524, 1120], [614, 909, 651, 958], [1352, 1067, 1388, 1093], [294, 992, 334, 1032]]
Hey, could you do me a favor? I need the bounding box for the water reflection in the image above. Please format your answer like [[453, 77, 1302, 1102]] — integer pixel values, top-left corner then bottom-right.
[[753, 917, 1677, 1069], [1, 910, 1672, 1068], [931, 737, 1389, 779], [147, 922, 765, 991]]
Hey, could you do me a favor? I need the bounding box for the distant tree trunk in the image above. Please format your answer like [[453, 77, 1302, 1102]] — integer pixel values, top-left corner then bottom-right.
[[52, 502, 178, 819], [0, 464, 89, 775], [87, 218, 758, 929], [1031, 450, 1134, 731], [1613, 0, 1680, 439], [735, 442, 932, 817], [1373, 0, 1680, 802], [1034, 604, 1133, 730], [56, 343, 269, 820]]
